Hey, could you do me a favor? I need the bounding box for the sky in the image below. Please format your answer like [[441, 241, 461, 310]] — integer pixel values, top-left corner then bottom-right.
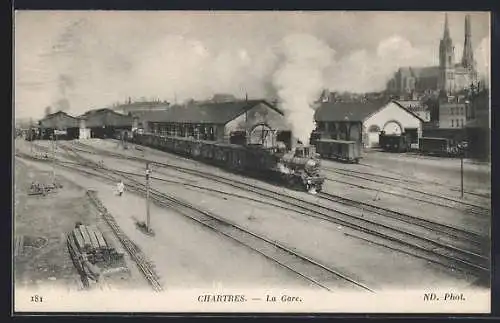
[[14, 11, 490, 122]]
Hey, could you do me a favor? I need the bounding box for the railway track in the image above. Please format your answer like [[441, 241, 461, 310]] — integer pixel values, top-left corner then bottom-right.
[[320, 156, 491, 200], [29, 146, 375, 293], [323, 171, 489, 217], [14, 150, 164, 292], [324, 164, 490, 199], [318, 191, 488, 246], [63, 142, 490, 277], [86, 190, 163, 292], [323, 166, 490, 214]]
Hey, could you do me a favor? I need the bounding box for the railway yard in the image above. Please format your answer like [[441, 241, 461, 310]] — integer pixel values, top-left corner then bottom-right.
[[14, 137, 491, 294]]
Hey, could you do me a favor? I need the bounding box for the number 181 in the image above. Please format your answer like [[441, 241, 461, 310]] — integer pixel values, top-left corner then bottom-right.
[[31, 295, 43, 303]]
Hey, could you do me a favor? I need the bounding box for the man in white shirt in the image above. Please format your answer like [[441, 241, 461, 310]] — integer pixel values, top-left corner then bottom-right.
[[117, 181, 125, 196]]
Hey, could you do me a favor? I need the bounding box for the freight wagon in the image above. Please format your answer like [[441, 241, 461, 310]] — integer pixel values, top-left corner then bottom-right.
[[315, 139, 361, 163], [418, 137, 460, 157], [379, 132, 411, 153], [130, 133, 325, 193]]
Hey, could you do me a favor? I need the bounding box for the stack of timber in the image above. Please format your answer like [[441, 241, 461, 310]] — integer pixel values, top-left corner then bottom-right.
[[67, 223, 128, 288], [28, 182, 62, 196]]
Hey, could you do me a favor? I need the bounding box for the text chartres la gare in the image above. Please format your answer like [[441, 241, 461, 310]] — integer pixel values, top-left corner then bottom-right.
[[197, 294, 302, 303]]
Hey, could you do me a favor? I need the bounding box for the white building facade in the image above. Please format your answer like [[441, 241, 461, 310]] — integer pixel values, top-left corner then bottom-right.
[[363, 101, 424, 148]]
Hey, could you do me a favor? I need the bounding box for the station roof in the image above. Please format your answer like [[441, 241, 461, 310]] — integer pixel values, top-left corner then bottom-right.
[[139, 99, 283, 125], [314, 102, 382, 122], [38, 111, 80, 129], [79, 108, 133, 128], [315, 100, 425, 123]]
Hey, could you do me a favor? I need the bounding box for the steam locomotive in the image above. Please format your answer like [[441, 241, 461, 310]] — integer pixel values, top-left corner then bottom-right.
[[130, 132, 325, 193]]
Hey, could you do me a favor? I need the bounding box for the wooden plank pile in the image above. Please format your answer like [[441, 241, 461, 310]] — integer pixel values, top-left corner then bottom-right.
[[28, 182, 63, 196], [67, 223, 127, 287]]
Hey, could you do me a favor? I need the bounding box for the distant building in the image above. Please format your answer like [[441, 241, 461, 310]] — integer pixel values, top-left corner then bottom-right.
[[37, 111, 81, 140], [79, 108, 134, 139], [112, 100, 170, 116], [438, 101, 467, 129], [387, 14, 478, 96], [314, 101, 424, 148]]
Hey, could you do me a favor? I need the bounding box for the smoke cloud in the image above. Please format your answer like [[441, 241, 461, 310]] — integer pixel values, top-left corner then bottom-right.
[[325, 35, 435, 93], [272, 34, 334, 144]]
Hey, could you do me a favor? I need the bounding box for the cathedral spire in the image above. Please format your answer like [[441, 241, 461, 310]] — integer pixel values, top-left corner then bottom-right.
[[443, 13, 451, 39], [462, 14, 475, 69]]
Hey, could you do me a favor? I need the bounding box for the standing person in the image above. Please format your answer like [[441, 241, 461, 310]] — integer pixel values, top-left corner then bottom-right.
[[117, 180, 125, 197]]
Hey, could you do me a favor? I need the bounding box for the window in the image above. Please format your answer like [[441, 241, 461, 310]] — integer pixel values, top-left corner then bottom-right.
[[460, 107, 464, 115], [451, 108, 454, 115], [451, 120, 454, 127], [461, 119, 464, 127], [457, 119, 460, 128]]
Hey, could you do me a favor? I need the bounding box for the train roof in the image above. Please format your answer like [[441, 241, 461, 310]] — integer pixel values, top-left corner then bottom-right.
[[316, 139, 357, 144]]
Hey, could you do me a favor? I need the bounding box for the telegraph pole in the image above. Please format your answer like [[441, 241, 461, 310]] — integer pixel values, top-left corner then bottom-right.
[[460, 152, 464, 199], [29, 118, 33, 154], [145, 162, 151, 231], [52, 130, 57, 184]]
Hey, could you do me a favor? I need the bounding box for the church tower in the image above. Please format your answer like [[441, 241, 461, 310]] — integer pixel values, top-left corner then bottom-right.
[[438, 13, 455, 93], [461, 14, 476, 70]]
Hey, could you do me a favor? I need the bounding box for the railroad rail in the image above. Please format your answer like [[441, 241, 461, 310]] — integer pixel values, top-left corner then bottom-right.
[[324, 165, 490, 199], [323, 173, 489, 217], [318, 191, 487, 247], [323, 166, 490, 214], [28, 145, 374, 293], [61, 142, 490, 276], [86, 190, 164, 292]]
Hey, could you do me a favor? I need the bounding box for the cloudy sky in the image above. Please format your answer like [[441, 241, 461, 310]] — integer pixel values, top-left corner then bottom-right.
[[14, 11, 490, 120]]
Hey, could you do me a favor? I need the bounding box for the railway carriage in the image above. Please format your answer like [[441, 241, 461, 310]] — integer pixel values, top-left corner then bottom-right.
[[315, 139, 361, 164]]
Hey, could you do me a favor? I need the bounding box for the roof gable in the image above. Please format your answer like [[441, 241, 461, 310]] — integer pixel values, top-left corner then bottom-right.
[[80, 108, 133, 127], [39, 111, 80, 128], [142, 99, 282, 124], [390, 100, 426, 122], [314, 102, 383, 122]]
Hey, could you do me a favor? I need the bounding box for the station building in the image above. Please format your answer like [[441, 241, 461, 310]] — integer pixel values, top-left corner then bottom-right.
[[37, 111, 81, 140], [134, 99, 291, 148], [314, 101, 424, 148], [78, 108, 134, 139]]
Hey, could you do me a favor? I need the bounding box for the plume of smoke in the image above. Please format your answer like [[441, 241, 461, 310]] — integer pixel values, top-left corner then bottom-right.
[[272, 34, 334, 145]]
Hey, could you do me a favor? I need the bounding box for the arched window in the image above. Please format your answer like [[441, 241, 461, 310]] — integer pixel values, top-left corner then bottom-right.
[[368, 125, 381, 133], [451, 120, 454, 127]]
